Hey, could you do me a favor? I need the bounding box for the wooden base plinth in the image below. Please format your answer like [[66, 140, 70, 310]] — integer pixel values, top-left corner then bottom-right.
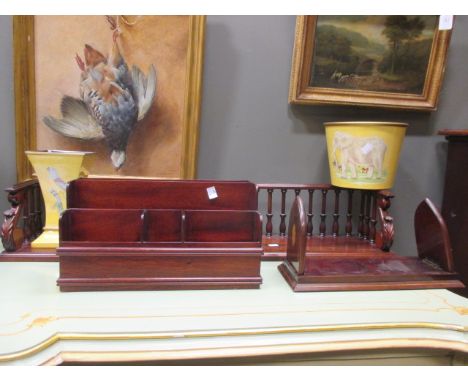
[[58, 277, 262, 292], [0, 245, 58, 262], [278, 258, 465, 292], [57, 247, 262, 292]]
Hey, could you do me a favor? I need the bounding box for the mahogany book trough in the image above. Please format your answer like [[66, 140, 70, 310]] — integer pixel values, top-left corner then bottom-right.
[[57, 179, 263, 291], [278, 195, 464, 292]]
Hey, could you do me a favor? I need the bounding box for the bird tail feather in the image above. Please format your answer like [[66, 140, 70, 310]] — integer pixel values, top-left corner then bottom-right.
[[111, 150, 126, 169], [132, 64, 156, 121]]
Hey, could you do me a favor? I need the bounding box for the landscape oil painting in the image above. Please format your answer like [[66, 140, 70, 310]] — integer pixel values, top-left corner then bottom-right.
[[14, 16, 204, 181], [289, 16, 452, 110], [310, 16, 438, 94]]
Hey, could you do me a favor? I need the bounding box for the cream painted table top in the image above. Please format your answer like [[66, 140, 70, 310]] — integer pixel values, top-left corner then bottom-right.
[[0, 261, 467, 365]]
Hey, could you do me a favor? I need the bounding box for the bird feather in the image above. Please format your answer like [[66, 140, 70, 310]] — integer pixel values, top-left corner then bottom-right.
[[43, 96, 105, 140], [132, 64, 156, 121], [111, 150, 126, 169]]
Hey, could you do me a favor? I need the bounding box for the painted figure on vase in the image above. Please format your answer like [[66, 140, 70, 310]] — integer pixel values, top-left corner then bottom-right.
[[332, 131, 387, 180]]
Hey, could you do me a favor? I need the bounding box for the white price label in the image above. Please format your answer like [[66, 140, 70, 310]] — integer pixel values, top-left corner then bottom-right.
[[206, 186, 218, 200], [439, 15, 453, 30], [361, 142, 373, 155]]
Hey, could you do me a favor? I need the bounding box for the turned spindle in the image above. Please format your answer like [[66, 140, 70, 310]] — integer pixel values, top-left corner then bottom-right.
[[345, 189, 353, 237], [23, 188, 32, 241], [307, 189, 314, 236], [279, 188, 287, 236], [266, 188, 273, 237], [332, 188, 340, 237], [319, 189, 328, 237], [363, 191, 371, 240], [370, 193, 377, 244]]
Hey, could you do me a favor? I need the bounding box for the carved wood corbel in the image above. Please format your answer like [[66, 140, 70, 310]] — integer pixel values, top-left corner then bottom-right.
[[1, 179, 43, 252], [376, 190, 395, 252], [1, 189, 26, 252]]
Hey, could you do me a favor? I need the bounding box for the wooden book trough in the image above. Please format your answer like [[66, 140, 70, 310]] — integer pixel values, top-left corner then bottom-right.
[[57, 179, 262, 292], [278, 196, 464, 292]]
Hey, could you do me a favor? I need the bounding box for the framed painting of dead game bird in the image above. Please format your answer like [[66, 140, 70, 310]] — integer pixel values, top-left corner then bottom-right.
[[289, 16, 452, 110], [13, 16, 205, 181]]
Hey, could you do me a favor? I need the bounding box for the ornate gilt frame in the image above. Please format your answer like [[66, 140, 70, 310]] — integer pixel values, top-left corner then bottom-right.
[[13, 16, 205, 182], [289, 16, 452, 111]]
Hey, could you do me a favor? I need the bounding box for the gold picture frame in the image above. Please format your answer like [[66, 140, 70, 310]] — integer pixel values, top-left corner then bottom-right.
[[289, 16, 452, 111], [14, 15, 205, 181]]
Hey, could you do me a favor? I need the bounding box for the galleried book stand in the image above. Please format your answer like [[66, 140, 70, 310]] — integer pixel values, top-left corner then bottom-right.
[[56, 179, 263, 292], [278, 196, 464, 292]]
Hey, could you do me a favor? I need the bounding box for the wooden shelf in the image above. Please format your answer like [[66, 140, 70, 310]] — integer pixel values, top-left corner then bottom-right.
[[0, 245, 57, 262]]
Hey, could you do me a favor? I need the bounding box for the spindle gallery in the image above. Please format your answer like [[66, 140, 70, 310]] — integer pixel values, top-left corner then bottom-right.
[[257, 184, 393, 260]]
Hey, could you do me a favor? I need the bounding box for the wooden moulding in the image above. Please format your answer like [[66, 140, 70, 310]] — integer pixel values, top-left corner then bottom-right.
[[278, 196, 465, 292], [57, 180, 263, 291]]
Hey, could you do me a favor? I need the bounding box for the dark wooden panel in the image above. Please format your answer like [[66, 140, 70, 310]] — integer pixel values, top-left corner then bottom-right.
[[439, 131, 468, 297], [67, 179, 258, 210], [415, 198, 454, 272], [146, 210, 183, 242], [185, 211, 260, 242], [59, 252, 261, 279], [60, 209, 142, 243]]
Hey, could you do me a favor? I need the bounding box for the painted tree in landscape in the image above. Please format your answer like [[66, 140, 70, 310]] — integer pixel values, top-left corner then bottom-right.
[[382, 16, 425, 75]]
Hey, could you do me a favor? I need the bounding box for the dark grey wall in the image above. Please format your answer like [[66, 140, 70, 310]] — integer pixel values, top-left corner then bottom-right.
[[0, 16, 15, 213], [198, 16, 468, 255], [1, 16, 467, 256]]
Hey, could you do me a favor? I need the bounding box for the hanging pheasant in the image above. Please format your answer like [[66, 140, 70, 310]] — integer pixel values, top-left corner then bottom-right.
[[43, 16, 156, 169]]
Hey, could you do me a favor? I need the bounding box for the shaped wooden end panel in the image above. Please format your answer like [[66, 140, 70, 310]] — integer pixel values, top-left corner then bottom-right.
[[285, 196, 307, 275], [414, 198, 454, 272]]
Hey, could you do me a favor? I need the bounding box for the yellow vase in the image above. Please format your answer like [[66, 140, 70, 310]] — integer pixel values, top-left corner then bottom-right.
[[26, 150, 94, 248], [324, 122, 407, 190]]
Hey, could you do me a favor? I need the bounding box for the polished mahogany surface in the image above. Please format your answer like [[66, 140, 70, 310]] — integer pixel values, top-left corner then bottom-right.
[[60, 209, 261, 244], [278, 197, 465, 292], [2, 178, 463, 294], [67, 178, 258, 210], [57, 180, 263, 292], [302, 255, 452, 278], [2, 180, 394, 263], [415, 198, 454, 272]]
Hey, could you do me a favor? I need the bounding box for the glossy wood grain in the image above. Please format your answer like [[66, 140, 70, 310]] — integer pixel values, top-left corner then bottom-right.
[[279, 196, 465, 292], [60, 209, 261, 244], [67, 178, 258, 210], [57, 180, 263, 291], [3, 180, 395, 262], [415, 198, 454, 272], [0, 246, 57, 262]]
